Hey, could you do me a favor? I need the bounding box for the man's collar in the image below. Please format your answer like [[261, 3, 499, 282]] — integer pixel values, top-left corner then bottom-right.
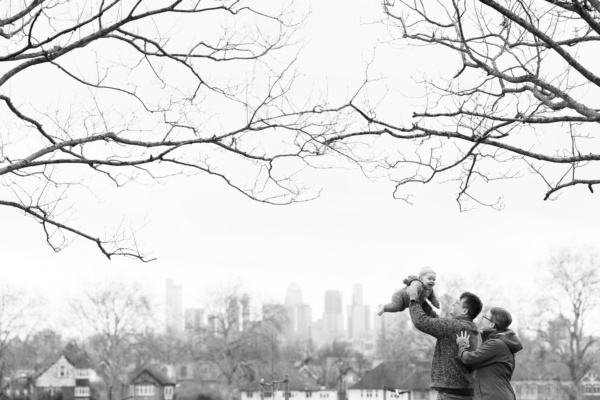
[[454, 314, 473, 322]]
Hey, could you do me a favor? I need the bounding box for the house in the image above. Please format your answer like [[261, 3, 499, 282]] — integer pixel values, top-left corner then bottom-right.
[[5, 374, 33, 400], [347, 361, 435, 400], [239, 368, 337, 400], [32, 343, 101, 400], [511, 366, 600, 400], [127, 367, 175, 400]]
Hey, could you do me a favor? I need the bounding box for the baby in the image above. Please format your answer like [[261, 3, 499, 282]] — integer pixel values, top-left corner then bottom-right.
[[377, 266, 440, 315]]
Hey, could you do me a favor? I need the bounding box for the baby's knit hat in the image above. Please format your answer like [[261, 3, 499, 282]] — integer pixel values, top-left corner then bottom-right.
[[419, 266, 436, 278]]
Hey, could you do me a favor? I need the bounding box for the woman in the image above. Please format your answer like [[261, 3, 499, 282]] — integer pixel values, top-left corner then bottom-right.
[[456, 307, 523, 400]]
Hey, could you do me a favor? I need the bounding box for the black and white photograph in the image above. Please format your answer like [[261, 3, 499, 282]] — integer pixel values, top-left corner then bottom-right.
[[1, 0, 599, 400]]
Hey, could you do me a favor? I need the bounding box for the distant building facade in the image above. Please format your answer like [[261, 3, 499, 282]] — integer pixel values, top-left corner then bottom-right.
[[127, 368, 175, 400], [321, 290, 344, 344], [284, 283, 313, 342], [32, 344, 101, 400], [184, 308, 203, 332], [165, 279, 183, 333], [347, 284, 371, 340]]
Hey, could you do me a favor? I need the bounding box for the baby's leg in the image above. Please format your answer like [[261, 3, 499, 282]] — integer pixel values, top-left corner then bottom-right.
[[378, 289, 408, 315]]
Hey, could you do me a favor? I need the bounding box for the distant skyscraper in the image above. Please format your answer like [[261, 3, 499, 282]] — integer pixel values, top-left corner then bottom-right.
[[184, 308, 204, 331], [347, 284, 371, 340], [227, 296, 241, 333], [295, 303, 312, 341], [286, 282, 303, 306], [352, 283, 363, 305], [322, 290, 344, 342], [284, 283, 312, 342], [241, 293, 250, 331], [166, 279, 183, 333]]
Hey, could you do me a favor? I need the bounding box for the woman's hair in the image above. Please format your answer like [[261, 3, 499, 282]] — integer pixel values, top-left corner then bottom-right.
[[489, 307, 513, 331]]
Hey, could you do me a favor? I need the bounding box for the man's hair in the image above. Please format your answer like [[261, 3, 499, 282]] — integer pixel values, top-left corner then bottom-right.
[[460, 292, 483, 319], [489, 307, 513, 331]]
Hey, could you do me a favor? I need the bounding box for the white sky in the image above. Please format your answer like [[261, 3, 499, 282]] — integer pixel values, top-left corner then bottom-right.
[[2, 0, 599, 331]]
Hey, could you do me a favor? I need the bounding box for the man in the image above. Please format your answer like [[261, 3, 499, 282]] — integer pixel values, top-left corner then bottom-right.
[[408, 285, 483, 400]]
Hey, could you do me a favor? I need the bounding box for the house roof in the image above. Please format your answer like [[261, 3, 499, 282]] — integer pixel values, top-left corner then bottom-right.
[[62, 343, 93, 369], [512, 363, 600, 383], [34, 343, 94, 378], [130, 366, 175, 386], [238, 367, 322, 392], [348, 361, 431, 391]]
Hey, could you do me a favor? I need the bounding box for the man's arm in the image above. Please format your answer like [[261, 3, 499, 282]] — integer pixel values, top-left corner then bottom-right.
[[428, 290, 441, 309], [420, 297, 439, 318], [409, 301, 451, 338]]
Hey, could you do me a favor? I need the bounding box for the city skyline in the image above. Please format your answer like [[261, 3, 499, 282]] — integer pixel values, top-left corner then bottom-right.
[[3, 0, 596, 336], [165, 279, 375, 335]]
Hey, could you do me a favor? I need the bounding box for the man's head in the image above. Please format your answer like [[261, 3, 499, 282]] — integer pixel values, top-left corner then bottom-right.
[[450, 292, 483, 319], [485, 307, 513, 331]]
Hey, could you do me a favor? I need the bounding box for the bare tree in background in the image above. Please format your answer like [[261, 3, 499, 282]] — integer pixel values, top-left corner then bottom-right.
[[312, 0, 600, 210], [534, 247, 600, 400], [0, 286, 42, 391], [188, 288, 286, 396], [71, 280, 153, 400], [0, 0, 315, 260]]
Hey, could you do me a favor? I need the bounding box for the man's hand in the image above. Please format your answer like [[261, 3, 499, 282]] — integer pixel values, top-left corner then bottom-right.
[[456, 331, 471, 349]]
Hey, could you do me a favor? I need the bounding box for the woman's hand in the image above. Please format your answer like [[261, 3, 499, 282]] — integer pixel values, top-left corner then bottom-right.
[[456, 331, 471, 348]]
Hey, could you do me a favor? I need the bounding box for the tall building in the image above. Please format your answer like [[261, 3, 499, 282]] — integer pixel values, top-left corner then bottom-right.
[[295, 303, 312, 341], [284, 283, 312, 342], [322, 290, 344, 343], [347, 284, 371, 340], [166, 279, 183, 333], [227, 296, 240, 333], [184, 308, 204, 331], [285, 282, 303, 306], [241, 293, 250, 331]]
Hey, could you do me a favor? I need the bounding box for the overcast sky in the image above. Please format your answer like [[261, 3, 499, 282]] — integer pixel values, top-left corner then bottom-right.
[[2, 0, 599, 330]]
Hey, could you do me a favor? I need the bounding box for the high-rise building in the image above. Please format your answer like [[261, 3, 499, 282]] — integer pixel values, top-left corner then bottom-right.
[[184, 308, 204, 331], [352, 283, 363, 305], [347, 284, 371, 340], [166, 279, 183, 333], [295, 303, 312, 341], [322, 290, 344, 343], [241, 293, 250, 331], [286, 282, 303, 306], [227, 296, 240, 333], [284, 283, 313, 342]]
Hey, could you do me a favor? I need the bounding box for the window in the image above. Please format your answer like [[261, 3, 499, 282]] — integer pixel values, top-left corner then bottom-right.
[[180, 366, 188, 378], [76, 369, 90, 378], [246, 392, 254, 398], [24, 390, 28, 396], [59, 365, 68, 377], [306, 392, 312, 398], [585, 383, 600, 395], [165, 386, 174, 400], [75, 387, 91, 397], [135, 385, 156, 396]]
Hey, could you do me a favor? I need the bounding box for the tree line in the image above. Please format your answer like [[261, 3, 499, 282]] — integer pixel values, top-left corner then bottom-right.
[[1, 248, 598, 400]]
